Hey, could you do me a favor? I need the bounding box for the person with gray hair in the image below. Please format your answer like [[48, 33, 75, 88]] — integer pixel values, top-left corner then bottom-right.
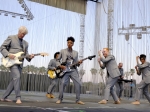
[[0, 26, 34, 104]]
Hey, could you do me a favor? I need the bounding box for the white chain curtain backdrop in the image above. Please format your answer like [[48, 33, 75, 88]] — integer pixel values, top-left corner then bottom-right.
[[0, 0, 150, 83]]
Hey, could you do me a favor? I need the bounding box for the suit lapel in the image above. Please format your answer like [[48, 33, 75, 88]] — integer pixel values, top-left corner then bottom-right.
[[22, 40, 26, 53]]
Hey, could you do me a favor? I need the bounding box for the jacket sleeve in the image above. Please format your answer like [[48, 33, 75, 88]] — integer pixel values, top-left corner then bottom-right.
[[25, 42, 31, 62], [0, 36, 12, 57], [48, 60, 55, 70], [137, 63, 149, 69], [137, 68, 141, 75], [100, 62, 106, 69], [100, 55, 114, 63], [120, 68, 124, 76]]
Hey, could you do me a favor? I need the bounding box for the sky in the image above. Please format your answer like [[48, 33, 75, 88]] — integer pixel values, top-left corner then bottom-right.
[[0, 0, 150, 83]]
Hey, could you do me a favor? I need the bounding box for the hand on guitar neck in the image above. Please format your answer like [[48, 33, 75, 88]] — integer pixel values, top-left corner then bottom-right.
[[78, 60, 83, 64], [8, 54, 35, 59], [29, 54, 34, 59]]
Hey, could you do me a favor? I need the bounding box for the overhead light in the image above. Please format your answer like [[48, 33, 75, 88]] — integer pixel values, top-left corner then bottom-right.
[[4, 13, 8, 16], [129, 24, 135, 28], [142, 27, 147, 31], [27, 18, 30, 21], [24, 7, 27, 11], [20, 16, 24, 19], [19, 0, 23, 4], [12, 15, 16, 18], [125, 34, 129, 41], [137, 33, 142, 39], [21, 4, 25, 8], [26, 11, 29, 15], [27, 16, 30, 20]]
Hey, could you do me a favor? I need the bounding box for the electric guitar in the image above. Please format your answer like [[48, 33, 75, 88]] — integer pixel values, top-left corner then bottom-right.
[[2, 52, 49, 68], [56, 55, 96, 78]]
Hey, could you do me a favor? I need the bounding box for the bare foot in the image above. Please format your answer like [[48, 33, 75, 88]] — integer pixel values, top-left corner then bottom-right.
[[16, 99, 22, 104]]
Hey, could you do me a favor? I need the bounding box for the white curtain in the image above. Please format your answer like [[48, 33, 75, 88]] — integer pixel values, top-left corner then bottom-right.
[[0, 0, 150, 83]]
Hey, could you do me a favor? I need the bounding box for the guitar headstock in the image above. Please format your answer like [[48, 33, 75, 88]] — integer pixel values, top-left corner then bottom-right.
[[88, 55, 96, 60], [40, 53, 49, 57]]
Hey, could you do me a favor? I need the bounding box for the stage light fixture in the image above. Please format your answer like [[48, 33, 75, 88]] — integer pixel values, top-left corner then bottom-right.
[[20, 16, 24, 19], [4, 13, 8, 16], [12, 14, 16, 18], [19, 0, 23, 4], [125, 34, 129, 41], [21, 4, 25, 8], [142, 27, 147, 31], [137, 33, 142, 39], [24, 7, 27, 11]]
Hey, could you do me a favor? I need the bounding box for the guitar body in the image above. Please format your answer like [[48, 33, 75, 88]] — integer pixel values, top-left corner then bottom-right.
[[1, 52, 49, 68], [56, 67, 72, 78], [56, 55, 96, 78], [48, 70, 56, 79], [2, 52, 24, 68]]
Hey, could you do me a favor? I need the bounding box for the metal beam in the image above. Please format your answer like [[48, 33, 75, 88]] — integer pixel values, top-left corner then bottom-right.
[[118, 26, 150, 35], [79, 14, 85, 70], [107, 0, 114, 54]]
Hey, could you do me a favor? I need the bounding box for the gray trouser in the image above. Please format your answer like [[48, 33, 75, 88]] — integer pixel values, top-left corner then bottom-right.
[[2, 65, 22, 100], [135, 80, 150, 102], [47, 78, 58, 94], [58, 69, 81, 102], [104, 76, 119, 101], [115, 82, 124, 98]]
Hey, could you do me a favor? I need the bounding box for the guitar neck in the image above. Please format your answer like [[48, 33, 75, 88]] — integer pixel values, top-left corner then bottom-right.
[[70, 57, 88, 67], [20, 53, 40, 58]]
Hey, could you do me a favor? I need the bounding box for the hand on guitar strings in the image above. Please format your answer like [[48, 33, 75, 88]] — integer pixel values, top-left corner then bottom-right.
[[8, 54, 16, 59], [60, 65, 66, 70], [29, 54, 35, 59]]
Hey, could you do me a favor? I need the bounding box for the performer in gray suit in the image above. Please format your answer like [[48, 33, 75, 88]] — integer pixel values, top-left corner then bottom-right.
[[56, 37, 84, 105], [115, 63, 124, 101], [132, 54, 150, 105], [0, 26, 34, 104], [98, 48, 121, 104], [46, 52, 60, 98]]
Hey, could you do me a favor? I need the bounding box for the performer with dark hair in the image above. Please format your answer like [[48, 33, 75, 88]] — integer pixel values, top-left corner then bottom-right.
[[115, 63, 124, 101], [132, 54, 150, 105], [56, 36, 85, 105], [46, 52, 60, 98], [98, 48, 121, 104], [0, 26, 34, 104]]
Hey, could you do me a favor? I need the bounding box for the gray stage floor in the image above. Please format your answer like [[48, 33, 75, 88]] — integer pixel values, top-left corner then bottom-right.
[[0, 91, 149, 112]]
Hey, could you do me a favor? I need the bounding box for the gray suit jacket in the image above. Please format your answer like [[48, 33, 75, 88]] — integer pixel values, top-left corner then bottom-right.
[[100, 55, 121, 78], [0, 35, 31, 68], [48, 59, 60, 70], [137, 62, 150, 84], [57, 48, 78, 68], [119, 68, 124, 76]]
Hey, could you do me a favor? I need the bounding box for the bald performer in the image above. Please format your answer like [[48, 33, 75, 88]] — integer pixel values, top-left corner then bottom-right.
[[98, 48, 121, 104]]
